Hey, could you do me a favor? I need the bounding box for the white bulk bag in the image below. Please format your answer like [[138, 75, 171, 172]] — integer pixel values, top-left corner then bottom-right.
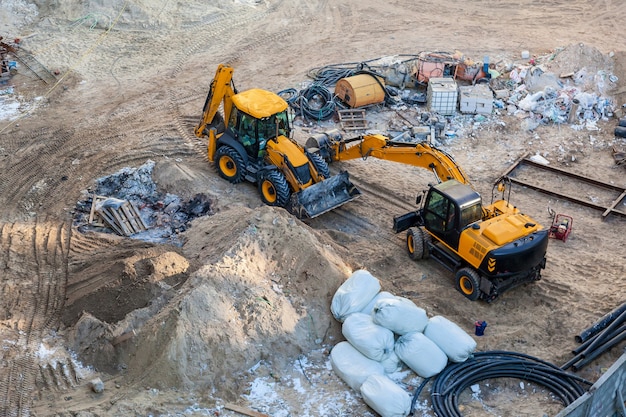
[[424, 315, 477, 363], [395, 331, 448, 378], [380, 349, 402, 374], [330, 341, 385, 391], [361, 291, 396, 315], [342, 312, 395, 362], [372, 296, 429, 335], [360, 374, 411, 417], [331, 270, 381, 322]]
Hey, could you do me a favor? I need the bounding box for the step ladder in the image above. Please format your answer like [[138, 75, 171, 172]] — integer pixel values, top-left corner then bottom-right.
[[13, 50, 56, 84]]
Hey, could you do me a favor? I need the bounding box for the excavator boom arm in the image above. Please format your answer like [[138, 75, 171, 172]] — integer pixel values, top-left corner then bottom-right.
[[309, 133, 471, 185], [195, 64, 236, 138]]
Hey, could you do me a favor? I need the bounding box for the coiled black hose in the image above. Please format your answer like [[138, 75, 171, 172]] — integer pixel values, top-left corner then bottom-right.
[[410, 351, 592, 417], [279, 84, 336, 121]]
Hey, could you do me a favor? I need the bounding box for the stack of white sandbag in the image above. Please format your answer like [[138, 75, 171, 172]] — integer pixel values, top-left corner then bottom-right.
[[329, 269, 479, 417]]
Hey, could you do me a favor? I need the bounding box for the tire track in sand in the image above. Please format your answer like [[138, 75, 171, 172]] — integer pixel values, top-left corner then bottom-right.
[[0, 220, 71, 416]]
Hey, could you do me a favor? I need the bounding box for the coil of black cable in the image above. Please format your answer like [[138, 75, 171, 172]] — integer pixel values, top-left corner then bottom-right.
[[411, 351, 592, 417]]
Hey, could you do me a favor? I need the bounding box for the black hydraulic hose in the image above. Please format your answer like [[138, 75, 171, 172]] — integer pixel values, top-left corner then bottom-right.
[[411, 351, 592, 417], [285, 84, 336, 121], [576, 302, 626, 343]]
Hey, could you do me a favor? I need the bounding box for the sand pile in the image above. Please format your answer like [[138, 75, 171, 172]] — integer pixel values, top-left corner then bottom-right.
[[68, 205, 351, 399]]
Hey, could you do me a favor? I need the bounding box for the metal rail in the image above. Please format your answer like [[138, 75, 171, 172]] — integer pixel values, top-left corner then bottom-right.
[[498, 154, 626, 220]]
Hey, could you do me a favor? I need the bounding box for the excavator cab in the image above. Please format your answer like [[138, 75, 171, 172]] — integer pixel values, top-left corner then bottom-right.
[[422, 180, 483, 250]]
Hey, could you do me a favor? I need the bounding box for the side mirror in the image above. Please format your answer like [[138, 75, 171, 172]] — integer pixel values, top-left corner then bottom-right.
[[415, 194, 422, 205]]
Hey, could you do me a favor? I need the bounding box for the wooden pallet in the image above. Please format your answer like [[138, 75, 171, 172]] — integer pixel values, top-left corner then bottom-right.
[[89, 195, 148, 236], [337, 109, 367, 131]]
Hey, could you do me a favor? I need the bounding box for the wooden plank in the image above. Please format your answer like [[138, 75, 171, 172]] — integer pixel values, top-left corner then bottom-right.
[[109, 207, 132, 236], [89, 195, 106, 226], [224, 403, 270, 417], [120, 202, 144, 234], [96, 207, 125, 235], [602, 190, 626, 219], [130, 201, 148, 229], [338, 109, 367, 130]]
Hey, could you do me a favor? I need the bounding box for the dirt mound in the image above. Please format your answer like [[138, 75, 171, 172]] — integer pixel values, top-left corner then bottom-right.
[[68, 205, 350, 399]]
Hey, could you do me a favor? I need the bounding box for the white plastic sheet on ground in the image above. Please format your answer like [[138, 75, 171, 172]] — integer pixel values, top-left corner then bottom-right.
[[342, 312, 395, 362], [330, 341, 385, 391], [424, 315, 477, 363], [360, 374, 411, 417], [331, 269, 381, 322], [372, 296, 429, 335], [395, 331, 448, 378]]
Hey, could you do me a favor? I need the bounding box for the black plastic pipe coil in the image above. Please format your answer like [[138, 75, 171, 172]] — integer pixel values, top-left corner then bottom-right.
[[410, 351, 593, 417]]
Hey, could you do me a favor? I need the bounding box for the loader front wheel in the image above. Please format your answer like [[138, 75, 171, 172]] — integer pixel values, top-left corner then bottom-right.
[[259, 170, 290, 208], [215, 146, 245, 184], [407, 227, 430, 260], [455, 267, 481, 301]]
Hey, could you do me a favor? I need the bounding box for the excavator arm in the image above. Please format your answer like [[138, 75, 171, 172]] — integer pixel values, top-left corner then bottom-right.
[[194, 64, 236, 138], [306, 131, 471, 186]]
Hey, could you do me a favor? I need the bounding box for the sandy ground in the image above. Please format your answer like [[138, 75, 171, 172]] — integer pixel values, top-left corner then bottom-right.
[[1, 1, 625, 416]]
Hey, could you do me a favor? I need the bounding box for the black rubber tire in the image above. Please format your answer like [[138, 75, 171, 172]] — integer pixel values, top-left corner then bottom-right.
[[455, 267, 482, 301], [215, 146, 245, 184], [618, 117, 626, 128], [258, 170, 291, 208], [308, 152, 331, 179], [615, 126, 626, 138], [406, 227, 430, 260]]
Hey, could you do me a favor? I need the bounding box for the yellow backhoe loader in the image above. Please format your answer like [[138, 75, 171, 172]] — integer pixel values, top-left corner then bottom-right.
[[306, 131, 548, 302], [194, 64, 360, 219]]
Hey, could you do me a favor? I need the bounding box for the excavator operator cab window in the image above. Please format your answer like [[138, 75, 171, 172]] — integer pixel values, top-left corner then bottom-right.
[[459, 202, 483, 228], [423, 190, 456, 233]]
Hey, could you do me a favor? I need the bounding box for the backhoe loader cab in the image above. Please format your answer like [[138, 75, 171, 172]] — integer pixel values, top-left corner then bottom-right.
[[227, 90, 291, 160]]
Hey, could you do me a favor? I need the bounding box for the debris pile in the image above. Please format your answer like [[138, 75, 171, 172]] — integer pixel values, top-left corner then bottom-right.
[[292, 44, 618, 135], [74, 160, 213, 244]]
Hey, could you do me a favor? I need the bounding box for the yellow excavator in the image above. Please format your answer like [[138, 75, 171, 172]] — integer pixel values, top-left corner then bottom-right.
[[194, 64, 361, 219], [306, 131, 549, 302]]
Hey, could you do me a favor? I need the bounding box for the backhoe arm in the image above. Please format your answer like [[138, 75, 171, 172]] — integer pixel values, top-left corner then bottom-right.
[[195, 64, 236, 138], [308, 132, 471, 186]]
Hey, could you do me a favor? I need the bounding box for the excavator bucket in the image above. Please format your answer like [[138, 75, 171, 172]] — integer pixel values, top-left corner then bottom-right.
[[287, 171, 361, 219]]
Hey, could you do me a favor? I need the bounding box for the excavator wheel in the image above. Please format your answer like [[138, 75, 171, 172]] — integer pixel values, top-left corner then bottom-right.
[[215, 145, 245, 184], [406, 227, 430, 260], [258, 170, 290, 208], [307, 152, 331, 179], [455, 267, 481, 301]]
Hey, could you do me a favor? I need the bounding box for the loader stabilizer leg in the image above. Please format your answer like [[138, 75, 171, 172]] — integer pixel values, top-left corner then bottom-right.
[[287, 171, 361, 219]]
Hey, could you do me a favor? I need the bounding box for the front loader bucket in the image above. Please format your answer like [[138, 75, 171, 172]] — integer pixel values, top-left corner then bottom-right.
[[287, 171, 361, 219]]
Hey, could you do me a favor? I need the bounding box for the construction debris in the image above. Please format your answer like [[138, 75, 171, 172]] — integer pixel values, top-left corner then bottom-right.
[[89, 195, 148, 237], [613, 146, 626, 166], [75, 160, 213, 244], [0, 37, 18, 80]]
